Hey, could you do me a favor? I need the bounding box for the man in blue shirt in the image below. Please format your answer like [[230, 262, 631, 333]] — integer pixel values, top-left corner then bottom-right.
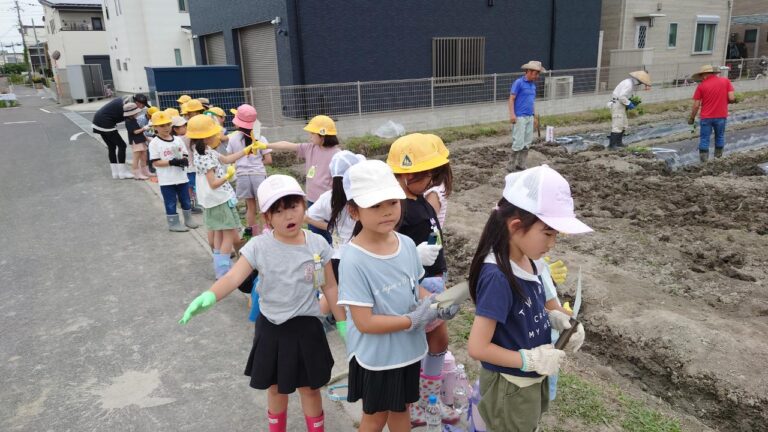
[[508, 61, 545, 171]]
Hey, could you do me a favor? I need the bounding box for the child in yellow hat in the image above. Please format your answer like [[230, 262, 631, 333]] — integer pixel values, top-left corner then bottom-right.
[[263, 115, 341, 244]]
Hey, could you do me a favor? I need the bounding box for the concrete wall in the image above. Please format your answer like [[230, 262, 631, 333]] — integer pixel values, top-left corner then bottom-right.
[[103, 0, 194, 93], [262, 79, 768, 141], [188, 0, 602, 86], [600, 0, 624, 68]]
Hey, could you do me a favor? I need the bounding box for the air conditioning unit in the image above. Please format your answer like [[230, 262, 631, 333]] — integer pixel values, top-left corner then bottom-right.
[[545, 75, 574, 99]]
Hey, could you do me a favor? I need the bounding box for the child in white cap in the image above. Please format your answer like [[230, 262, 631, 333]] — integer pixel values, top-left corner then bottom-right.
[[180, 173, 347, 432], [466, 164, 590, 431], [338, 159, 458, 431]]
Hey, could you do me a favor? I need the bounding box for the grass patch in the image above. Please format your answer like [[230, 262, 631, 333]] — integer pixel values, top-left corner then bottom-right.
[[446, 304, 475, 346], [554, 372, 615, 426], [619, 394, 682, 432], [624, 145, 651, 154], [344, 134, 389, 155], [540, 108, 612, 127]]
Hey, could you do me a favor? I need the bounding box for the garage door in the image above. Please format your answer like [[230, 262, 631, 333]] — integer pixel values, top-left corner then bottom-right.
[[238, 23, 281, 124], [204, 33, 227, 65]]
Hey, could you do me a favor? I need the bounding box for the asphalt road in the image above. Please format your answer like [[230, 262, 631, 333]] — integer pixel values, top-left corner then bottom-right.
[[0, 87, 355, 431]]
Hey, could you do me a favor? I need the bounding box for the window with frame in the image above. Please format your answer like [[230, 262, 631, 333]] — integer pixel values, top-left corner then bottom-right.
[[693, 16, 719, 54], [668, 23, 678, 48], [92, 17, 103, 31], [123, 62, 127, 71], [178, 0, 188, 12], [744, 29, 757, 43], [116, 59, 121, 71], [432, 37, 485, 85], [174, 49, 182, 66]]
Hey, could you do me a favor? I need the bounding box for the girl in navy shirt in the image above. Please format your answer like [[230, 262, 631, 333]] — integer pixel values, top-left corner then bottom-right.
[[467, 165, 591, 431]]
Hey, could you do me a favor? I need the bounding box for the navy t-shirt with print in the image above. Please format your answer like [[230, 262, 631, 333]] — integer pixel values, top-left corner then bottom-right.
[[474, 260, 552, 378]]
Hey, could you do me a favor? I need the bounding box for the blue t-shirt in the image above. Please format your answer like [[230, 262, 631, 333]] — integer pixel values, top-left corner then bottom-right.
[[338, 233, 427, 371], [474, 255, 552, 378], [510, 77, 537, 117]]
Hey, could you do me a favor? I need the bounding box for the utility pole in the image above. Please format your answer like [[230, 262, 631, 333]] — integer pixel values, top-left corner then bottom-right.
[[31, 18, 45, 75], [13, 0, 31, 80]]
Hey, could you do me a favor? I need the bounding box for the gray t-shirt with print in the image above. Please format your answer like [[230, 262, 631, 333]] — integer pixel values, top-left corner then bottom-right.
[[240, 229, 332, 325]]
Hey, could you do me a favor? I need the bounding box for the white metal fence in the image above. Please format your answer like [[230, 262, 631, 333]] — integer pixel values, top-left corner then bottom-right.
[[155, 57, 767, 129]]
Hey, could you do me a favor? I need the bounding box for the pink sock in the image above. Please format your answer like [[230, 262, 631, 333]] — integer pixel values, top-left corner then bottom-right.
[[268, 410, 287, 432], [305, 412, 324, 432]]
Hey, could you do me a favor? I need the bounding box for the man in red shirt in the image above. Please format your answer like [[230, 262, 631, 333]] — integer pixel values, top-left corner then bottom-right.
[[688, 65, 735, 162]]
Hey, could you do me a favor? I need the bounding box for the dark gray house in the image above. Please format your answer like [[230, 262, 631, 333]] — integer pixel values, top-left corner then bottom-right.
[[188, 0, 602, 118]]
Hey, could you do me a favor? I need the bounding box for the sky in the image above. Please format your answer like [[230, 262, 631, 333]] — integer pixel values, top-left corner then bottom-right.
[[0, 0, 45, 51]]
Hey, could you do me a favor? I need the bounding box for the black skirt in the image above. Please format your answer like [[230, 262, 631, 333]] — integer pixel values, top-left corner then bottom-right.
[[244, 314, 334, 394], [347, 356, 421, 414]]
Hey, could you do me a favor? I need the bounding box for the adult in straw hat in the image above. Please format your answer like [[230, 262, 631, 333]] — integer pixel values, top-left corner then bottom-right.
[[688, 65, 735, 162], [508, 60, 546, 171], [607, 70, 651, 148]]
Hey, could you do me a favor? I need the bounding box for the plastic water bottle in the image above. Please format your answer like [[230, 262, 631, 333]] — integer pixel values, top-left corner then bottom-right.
[[441, 351, 457, 405], [453, 364, 469, 414], [425, 394, 441, 431]]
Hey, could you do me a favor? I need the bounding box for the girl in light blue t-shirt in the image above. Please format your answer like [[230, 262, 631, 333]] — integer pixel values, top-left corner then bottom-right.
[[338, 160, 458, 431]]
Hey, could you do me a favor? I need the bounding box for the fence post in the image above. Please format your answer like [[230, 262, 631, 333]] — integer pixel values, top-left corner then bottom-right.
[[268, 87, 277, 127], [493, 73, 497, 103], [357, 81, 362, 117], [430, 77, 435, 110]]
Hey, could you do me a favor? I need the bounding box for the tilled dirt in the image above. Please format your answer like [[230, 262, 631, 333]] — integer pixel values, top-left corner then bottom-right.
[[443, 138, 768, 431]]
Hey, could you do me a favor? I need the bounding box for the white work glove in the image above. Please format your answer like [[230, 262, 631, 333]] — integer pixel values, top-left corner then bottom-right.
[[405, 296, 439, 332], [563, 323, 585, 353], [416, 242, 442, 266], [435, 304, 460, 321], [519, 345, 566, 376], [547, 309, 573, 332]]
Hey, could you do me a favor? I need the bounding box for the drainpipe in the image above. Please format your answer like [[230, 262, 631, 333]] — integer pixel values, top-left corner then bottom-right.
[[549, 0, 556, 69], [723, 0, 733, 65], [290, 0, 306, 86]]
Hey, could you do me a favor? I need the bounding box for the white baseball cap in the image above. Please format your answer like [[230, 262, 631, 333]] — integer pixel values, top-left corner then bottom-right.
[[257, 174, 306, 213], [343, 160, 406, 208], [171, 116, 187, 127], [330, 150, 366, 178], [502, 165, 592, 234]]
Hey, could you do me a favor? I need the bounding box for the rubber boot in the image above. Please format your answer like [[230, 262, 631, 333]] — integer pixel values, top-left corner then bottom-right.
[[516, 148, 529, 171], [410, 373, 460, 426], [110, 164, 120, 179], [618, 131, 626, 147], [118, 164, 134, 179], [714, 147, 724, 158], [267, 410, 287, 432], [608, 132, 621, 149], [699, 150, 709, 163], [182, 209, 199, 229], [133, 168, 148, 180], [213, 252, 232, 279], [190, 194, 204, 214], [305, 412, 324, 432], [507, 151, 520, 172], [166, 214, 189, 232]]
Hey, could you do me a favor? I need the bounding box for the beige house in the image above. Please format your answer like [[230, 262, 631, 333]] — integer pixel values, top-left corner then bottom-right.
[[730, 0, 768, 59], [600, 0, 732, 87]]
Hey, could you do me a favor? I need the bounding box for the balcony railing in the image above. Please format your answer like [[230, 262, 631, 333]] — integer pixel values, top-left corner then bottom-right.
[[60, 22, 103, 31]]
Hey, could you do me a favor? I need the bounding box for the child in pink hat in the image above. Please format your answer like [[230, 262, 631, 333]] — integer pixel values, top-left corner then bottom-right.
[[466, 164, 591, 431], [227, 104, 273, 236]]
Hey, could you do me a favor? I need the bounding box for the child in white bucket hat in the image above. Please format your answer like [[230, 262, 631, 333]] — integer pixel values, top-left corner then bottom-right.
[[180, 173, 347, 432], [467, 164, 591, 431]]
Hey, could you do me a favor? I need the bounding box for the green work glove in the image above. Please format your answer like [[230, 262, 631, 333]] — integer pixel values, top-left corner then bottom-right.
[[335, 321, 347, 342], [179, 291, 217, 324]]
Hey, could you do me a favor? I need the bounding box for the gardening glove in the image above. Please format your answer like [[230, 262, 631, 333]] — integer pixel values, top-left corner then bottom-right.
[[687, 115, 695, 125], [179, 291, 217, 324], [168, 158, 182, 167], [519, 344, 566, 376], [627, 102, 636, 110], [416, 242, 442, 266], [179, 157, 189, 168], [435, 304, 460, 321], [243, 141, 267, 155], [544, 256, 567, 285], [405, 296, 439, 331], [547, 309, 573, 332], [564, 323, 585, 353], [335, 321, 347, 342], [225, 165, 236, 181]]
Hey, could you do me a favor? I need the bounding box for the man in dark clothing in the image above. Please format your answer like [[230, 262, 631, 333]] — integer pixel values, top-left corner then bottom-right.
[[93, 94, 149, 179]]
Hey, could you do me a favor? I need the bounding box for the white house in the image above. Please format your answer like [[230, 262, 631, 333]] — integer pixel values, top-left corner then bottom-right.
[[102, 0, 196, 93], [22, 24, 49, 74], [39, 0, 110, 76]]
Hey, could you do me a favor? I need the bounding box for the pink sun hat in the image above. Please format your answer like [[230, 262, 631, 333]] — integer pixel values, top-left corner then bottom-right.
[[502, 164, 592, 234], [231, 104, 258, 129]]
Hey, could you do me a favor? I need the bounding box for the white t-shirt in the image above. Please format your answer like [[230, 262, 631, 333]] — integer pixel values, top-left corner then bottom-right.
[[424, 183, 447, 227], [193, 148, 235, 208], [307, 190, 356, 259], [148, 135, 189, 186]]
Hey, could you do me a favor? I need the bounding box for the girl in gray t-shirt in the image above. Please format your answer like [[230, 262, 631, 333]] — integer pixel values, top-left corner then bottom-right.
[[179, 174, 347, 432]]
